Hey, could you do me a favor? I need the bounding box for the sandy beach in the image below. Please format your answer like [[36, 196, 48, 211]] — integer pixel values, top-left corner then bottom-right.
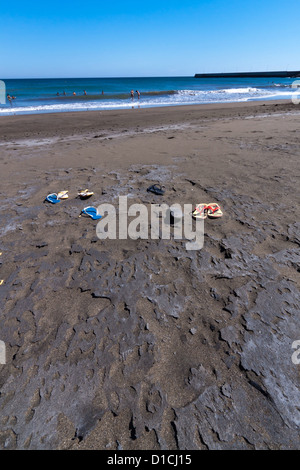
[[0, 100, 299, 450]]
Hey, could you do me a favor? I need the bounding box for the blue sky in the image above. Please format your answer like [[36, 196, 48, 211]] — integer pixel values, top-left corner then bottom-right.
[[1, 0, 299, 78]]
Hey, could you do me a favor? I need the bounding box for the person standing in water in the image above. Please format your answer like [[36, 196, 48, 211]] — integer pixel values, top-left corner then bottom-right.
[[7, 94, 12, 107]]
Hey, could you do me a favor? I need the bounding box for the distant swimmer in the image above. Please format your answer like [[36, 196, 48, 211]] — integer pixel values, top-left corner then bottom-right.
[[102, 90, 104, 95], [57, 92, 60, 96], [84, 90, 87, 95], [7, 94, 12, 106], [63, 91, 66, 95], [130, 90, 134, 100], [136, 90, 140, 99], [73, 92, 76, 95]]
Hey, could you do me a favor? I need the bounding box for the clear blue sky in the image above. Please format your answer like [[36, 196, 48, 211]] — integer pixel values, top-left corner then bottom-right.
[[1, 0, 299, 78]]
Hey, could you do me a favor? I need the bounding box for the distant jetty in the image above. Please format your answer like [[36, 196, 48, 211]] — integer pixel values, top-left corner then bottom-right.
[[195, 71, 300, 78]]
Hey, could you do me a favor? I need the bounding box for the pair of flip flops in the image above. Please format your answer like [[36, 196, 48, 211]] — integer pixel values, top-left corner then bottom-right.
[[78, 189, 94, 199], [192, 203, 223, 219], [147, 184, 165, 195], [45, 191, 69, 204]]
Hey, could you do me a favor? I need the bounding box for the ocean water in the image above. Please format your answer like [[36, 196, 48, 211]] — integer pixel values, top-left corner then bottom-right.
[[0, 76, 297, 116]]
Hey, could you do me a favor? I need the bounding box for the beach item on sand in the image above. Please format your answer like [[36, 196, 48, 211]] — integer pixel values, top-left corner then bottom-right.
[[45, 193, 61, 204], [78, 189, 94, 199], [192, 203, 208, 219], [206, 203, 223, 218], [57, 190, 69, 199], [80, 206, 102, 220], [0, 280, 4, 286], [45, 191, 69, 203], [147, 184, 165, 195]]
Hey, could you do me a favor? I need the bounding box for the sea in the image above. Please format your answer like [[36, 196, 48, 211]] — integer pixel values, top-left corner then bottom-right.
[[0, 76, 298, 116]]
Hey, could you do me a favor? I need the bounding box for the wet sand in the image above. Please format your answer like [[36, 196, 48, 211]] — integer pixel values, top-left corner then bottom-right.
[[0, 100, 300, 450]]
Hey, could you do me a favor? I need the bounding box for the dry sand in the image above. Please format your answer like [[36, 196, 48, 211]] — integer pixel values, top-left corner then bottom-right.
[[0, 100, 299, 450]]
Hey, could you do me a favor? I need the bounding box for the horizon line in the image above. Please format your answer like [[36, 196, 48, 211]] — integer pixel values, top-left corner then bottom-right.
[[2, 69, 299, 80], [1, 75, 194, 80]]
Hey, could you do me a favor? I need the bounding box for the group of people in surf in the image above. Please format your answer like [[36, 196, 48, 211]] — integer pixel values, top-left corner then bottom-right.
[[54, 89, 141, 100], [56, 90, 105, 96], [131, 90, 140, 100]]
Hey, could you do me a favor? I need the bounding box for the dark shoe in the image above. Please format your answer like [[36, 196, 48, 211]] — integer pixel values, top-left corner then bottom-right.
[[147, 184, 165, 195]]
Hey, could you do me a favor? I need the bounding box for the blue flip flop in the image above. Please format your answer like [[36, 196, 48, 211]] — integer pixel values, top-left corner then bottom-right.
[[81, 206, 102, 220], [45, 193, 61, 204]]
